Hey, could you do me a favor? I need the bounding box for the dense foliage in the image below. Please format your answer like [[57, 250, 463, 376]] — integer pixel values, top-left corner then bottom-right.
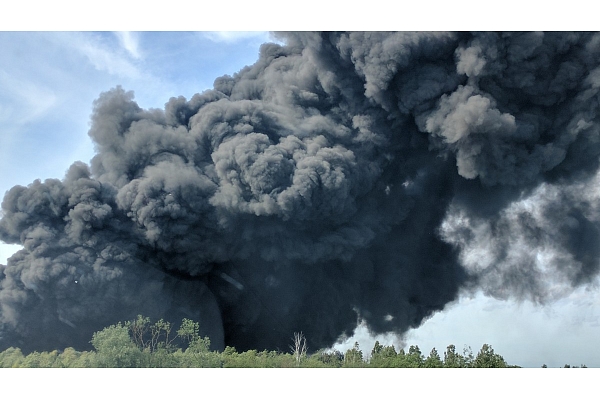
[[0, 316, 578, 368]]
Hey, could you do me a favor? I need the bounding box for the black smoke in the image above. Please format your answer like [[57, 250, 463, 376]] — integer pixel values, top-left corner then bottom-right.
[[2, 32, 600, 353]]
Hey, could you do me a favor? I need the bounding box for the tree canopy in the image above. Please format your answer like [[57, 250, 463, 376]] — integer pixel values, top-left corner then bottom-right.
[[0, 315, 558, 368]]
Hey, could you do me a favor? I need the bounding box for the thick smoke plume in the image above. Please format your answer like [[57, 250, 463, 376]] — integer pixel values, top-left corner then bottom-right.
[[2, 32, 600, 353]]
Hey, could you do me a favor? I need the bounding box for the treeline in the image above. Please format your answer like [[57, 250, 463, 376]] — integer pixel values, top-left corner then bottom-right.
[[0, 315, 523, 368]]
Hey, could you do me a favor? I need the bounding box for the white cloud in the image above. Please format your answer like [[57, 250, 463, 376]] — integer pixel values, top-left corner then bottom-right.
[[329, 283, 600, 367], [0, 68, 59, 177], [115, 31, 142, 60], [61, 32, 143, 79], [403, 287, 600, 367], [333, 320, 405, 358], [0, 69, 58, 126], [201, 31, 273, 44]]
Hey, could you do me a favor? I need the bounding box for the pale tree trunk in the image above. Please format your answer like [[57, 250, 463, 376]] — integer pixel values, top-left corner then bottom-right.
[[290, 332, 307, 367]]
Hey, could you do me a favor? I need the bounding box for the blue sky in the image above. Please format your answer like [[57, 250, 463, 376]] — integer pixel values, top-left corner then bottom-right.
[[2, 31, 600, 368]]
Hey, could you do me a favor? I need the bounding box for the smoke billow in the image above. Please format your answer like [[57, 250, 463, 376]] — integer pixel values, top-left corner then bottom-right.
[[2, 32, 600, 353]]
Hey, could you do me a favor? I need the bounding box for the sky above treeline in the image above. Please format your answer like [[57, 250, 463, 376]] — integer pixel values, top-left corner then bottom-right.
[[2, 27, 600, 369]]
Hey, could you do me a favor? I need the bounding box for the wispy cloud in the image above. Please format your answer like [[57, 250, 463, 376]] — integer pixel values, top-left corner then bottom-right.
[[114, 31, 142, 60], [201, 31, 273, 44], [60, 32, 144, 79], [0, 69, 57, 126]]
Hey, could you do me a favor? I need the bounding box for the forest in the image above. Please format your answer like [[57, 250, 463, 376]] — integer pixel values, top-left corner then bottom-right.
[[0, 315, 583, 368]]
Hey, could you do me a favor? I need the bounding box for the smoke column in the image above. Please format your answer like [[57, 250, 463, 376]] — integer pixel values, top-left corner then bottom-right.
[[2, 32, 600, 353]]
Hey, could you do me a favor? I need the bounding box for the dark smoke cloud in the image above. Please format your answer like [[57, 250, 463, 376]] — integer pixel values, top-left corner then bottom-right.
[[2, 32, 600, 353]]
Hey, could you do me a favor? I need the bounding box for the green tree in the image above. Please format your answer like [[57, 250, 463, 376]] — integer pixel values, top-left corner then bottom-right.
[[444, 344, 460, 367], [371, 341, 384, 359], [406, 345, 424, 367], [177, 318, 200, 344], [369, 342, 397, 367], [90, 323, 143, 367], [220, 346, 238, 366], [126, 315, 178, 354], [303, 351, 332, 368], [225, 349, 258, 368], [56, 347, 84, 368], [424, 347, 443, 368], [473, 344, 507, 368], [1, 314, 527, 369], [389, 348, 412, 368], [21, 350, 59, 367], [73, 350, 97, 367], [344, 342, 364, 367], [315, 349, 344, 367], [462, 345, 474, 367], [444, 344, 473, 368], [174, 317, 216, 366], [0, 347, 24, 368]]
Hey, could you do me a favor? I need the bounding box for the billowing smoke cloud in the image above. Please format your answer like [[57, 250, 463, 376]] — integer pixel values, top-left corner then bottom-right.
[[2, 32, 600, 353]]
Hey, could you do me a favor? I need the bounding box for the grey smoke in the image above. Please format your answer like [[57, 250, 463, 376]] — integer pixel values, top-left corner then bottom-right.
[[1, 32, 600, 353]]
